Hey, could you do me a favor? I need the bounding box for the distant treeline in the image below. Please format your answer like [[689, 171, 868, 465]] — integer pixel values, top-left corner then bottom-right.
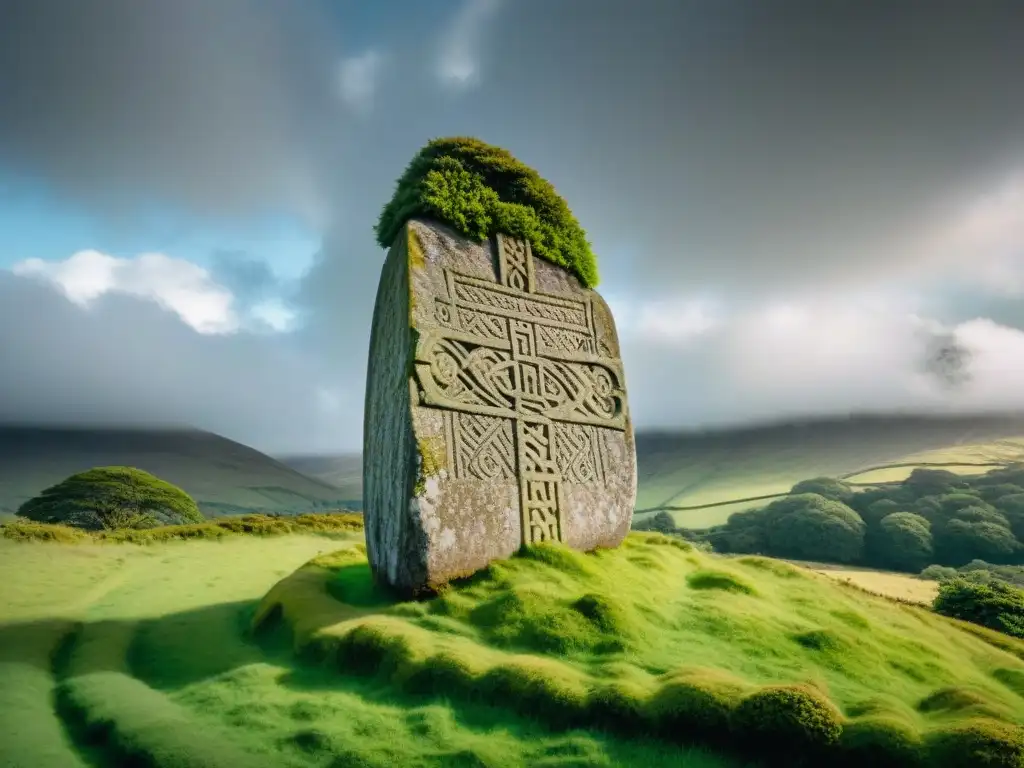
[[637, 465, 1024, 575]]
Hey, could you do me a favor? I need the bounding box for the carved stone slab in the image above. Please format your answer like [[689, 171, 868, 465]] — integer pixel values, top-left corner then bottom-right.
[[363, 218, 636, 594]]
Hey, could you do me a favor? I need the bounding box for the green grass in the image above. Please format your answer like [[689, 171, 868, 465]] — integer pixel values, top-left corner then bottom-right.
[[0, 530, 743, 768], [0, 512, 364, 544], [256, 533, 1024, 765], [633, 416, 1024, 529]]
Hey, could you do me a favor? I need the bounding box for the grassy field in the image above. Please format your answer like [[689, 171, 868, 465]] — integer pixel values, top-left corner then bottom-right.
[[0, 426, 354, 518], [632, 415, 1024, 530], [0, 526, 745, 768], [781, 561, 942, 605]]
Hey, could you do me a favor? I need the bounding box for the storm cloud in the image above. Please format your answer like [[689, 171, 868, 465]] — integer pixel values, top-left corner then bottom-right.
[[1, 0, 1023, 454]]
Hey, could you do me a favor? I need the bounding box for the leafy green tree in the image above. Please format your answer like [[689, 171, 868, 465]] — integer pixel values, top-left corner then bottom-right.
[[859, 498, 903, 527], [759, 494, 867, 563], [17, 466, 203, 530], [993, 493, 1024, 541], [933, 578, 1024, 639], [634, 511, 678, 535], [789, 477, 853, 503], [901, 468, 968, 498], [718, 509, 768, 554], [937, 519, 1018, 565], [871, 512, 934, 572], [977, 483, 1024, 504]]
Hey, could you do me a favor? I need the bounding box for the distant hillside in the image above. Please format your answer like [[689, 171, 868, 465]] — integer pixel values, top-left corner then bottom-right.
[[278, 453, 362, 504], [0, 426, 354, 518], [636, 412, 1024, 528], [289, 413, 1024, 529]]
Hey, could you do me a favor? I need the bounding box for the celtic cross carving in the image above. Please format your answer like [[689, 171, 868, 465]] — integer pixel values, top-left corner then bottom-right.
[[413, 233, 627, 546]]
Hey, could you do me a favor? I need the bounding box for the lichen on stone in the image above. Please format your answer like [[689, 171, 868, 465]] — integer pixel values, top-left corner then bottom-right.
[[413, 435, 447, 497], [375, 137, 599, 288]]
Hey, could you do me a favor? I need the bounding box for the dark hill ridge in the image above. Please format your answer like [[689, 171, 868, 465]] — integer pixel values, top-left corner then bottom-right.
[[0, 426, 353, 517], [279, 412, 1024, 525]]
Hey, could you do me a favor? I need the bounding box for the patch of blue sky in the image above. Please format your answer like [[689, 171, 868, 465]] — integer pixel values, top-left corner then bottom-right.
[[0, 175, 320, 282]]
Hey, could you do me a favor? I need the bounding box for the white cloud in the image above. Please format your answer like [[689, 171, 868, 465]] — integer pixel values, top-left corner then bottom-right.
[[250, 298, 297, 332], [616, 288, 1024, 432], [912, 168, 1024, 296], [12, 251, 239, 334], [437, 0, 501, 89], [337, 50, 383, 112]]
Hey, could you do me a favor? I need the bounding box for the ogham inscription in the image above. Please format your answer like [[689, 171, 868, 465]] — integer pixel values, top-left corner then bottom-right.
[[413, 233, 627, 546]]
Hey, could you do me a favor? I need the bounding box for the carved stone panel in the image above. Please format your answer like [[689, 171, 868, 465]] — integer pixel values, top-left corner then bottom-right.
[[363, 219, 636, 595]]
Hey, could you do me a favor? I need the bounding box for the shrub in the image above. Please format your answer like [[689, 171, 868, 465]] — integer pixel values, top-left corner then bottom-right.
[[925, 717, 1024, 768], [648, 669, 745, 746], [921, 564, 958, 582], [730, 684, 843, 764], [933, 578, 1024, 639], [16, 466, 203, 530], [837, 716, 925, 768], [375, 137, 598, 287], [759, 494, 867, 563], [871, 512, 934, 572]]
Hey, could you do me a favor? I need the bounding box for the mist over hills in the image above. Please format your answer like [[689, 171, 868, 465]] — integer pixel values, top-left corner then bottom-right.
[[0, 425, 355, 517], [4, 413, 1024, 524]]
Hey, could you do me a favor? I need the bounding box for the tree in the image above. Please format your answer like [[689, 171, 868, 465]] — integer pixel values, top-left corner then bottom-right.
[[759, 494, 866, 564], [901, 468, 968, 499], [937, 519, 1018, 566], [789, 477, 853, 503], [634, 511, 678, 535], [870, 512, 933, 572], [17, 466, 203, 530]]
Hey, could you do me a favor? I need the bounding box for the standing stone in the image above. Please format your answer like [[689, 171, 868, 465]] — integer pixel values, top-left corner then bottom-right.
[[363, 218, 636, 594]]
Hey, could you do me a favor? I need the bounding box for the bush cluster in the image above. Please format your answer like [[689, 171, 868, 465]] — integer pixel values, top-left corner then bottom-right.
[[375, 137, 599, 287], [710, 465, 1024, 573], [933, 578, 1024, 639]]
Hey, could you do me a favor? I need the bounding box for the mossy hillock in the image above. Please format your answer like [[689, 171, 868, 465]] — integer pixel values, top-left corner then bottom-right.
[[375, 137, 599, 287], [254, 532, 1024, 767]]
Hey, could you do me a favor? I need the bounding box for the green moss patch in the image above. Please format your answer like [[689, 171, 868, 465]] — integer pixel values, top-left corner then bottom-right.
[[376, 137, 598, 287]]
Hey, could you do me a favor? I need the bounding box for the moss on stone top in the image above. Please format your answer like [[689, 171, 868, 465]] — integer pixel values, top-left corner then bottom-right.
[[375, 137, 598, 287]]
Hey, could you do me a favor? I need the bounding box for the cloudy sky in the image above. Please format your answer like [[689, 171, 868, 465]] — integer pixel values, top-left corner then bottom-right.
[[1, 0, 1023, 455]]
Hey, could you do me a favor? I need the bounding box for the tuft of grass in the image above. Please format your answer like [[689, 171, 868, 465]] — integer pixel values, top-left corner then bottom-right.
[[686, 569, 757, 595], [837, 715, 925, 768], [925, 717, 1024, 767], [1, 519, 90, 542]]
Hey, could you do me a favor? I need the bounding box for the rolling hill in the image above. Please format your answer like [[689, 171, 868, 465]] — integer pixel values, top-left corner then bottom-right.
[[278, 452, 362, 503], [634, 413, 1024, 528], [0, 426, 354, 518], [281, 413, 1024, 530]]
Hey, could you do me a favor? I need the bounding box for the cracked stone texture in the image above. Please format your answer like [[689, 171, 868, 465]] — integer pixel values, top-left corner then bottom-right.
[[363, 218, 636, 595]]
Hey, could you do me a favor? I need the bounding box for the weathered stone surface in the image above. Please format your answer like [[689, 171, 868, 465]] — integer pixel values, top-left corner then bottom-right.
[[363, 218, 636, 594]]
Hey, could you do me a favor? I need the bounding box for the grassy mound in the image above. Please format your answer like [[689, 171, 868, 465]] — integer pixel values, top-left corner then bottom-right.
[[375, 137, 598, 287], [0, 534, 739, 768], [255, 533, 1024, 766], [0, 512, 363, 544]]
